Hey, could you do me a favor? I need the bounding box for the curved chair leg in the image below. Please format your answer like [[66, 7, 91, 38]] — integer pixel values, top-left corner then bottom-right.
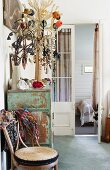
[[54, 163, 58, 170], [11, 163, 14, 170], [11, 157, 14, 170]]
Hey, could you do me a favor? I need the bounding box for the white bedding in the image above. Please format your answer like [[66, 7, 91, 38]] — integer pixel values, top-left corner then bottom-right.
[[77, 100, 94, 126]]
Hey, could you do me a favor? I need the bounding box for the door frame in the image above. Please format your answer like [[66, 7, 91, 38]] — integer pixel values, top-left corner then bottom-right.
[[52, 24, 75, 136], [98, 21, 103, 143], [73, 20, 103, 143]]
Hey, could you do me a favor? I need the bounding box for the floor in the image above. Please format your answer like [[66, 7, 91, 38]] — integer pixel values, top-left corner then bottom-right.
[[75, 115, 98, 135], [54, 136, 110, 170], [2, 136, 110, 170]]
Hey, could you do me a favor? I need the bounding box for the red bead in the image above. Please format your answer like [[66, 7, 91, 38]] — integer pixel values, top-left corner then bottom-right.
[[55, 20, 62, 28]]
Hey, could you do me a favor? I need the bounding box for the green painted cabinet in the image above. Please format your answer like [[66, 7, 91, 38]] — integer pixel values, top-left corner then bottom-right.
[[7, 89, 52, 146]]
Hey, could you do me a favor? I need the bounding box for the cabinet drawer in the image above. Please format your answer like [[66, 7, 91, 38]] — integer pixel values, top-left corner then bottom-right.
[[7, 90, 50, 111]]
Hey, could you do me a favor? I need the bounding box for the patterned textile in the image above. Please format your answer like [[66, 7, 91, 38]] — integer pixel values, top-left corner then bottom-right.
[[0, 110, 16, 151], [6, 121, 18, 151], [14, 109, 39, 145], [0, 109, 15, 125]]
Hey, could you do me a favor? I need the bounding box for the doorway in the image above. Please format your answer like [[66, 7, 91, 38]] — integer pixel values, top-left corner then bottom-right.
[[75, 24, 98, 135], [53, 23, 102, 142]]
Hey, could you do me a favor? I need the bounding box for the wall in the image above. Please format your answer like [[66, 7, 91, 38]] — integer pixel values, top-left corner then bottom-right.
[[0, 0, 110, 125], [0, 0, 110, 139], [0, 0, 3, 167], [0, 1, 16, 169], [1, 0, 110, 169], [0, 0, 5, 109], [9, 0, 110, 113], [0, 0, 5, 168], [54, 0, 110, 24], [75, 24, 95, 110], [52, 0, 110, 135]]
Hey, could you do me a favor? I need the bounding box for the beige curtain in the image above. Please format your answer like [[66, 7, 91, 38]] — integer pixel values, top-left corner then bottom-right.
[[92, 24, 99, 110], [53, 28, 72, 102]]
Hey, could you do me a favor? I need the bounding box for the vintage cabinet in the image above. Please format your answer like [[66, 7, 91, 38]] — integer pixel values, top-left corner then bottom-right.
[[7, 89, 52, 146]]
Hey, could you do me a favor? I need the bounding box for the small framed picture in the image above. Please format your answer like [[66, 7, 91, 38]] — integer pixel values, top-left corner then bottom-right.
[[84, 66, 93, 73], [3, 0, 22, 30]]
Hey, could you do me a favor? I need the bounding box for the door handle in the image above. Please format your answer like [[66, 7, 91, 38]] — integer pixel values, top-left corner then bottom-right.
[[52, 112, 54, 119]]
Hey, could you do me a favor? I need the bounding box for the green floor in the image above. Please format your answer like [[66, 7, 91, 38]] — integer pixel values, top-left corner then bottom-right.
[[54, 136, 110, 170]]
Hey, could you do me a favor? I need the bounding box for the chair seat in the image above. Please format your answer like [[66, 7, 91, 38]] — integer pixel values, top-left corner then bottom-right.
[[14, 146, 59, 166]]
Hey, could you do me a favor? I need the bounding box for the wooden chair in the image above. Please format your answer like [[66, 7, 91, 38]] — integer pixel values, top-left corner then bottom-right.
[[3, 120, 59, 170]]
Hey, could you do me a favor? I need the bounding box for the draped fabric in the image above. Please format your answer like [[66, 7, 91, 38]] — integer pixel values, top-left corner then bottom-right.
[[92, 24, 99, 110], [53, 28, 72, 102], [15, 109, 39, 145]]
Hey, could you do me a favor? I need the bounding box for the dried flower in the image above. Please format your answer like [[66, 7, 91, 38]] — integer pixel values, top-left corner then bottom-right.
[[32, 81, 44, 88]]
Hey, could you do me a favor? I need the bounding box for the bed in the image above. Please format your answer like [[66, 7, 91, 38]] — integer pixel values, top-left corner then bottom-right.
[[77, 100, 94, 126]]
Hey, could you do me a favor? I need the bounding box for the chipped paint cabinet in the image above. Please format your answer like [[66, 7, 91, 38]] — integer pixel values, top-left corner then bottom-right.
[[7, 89, 52, 146]]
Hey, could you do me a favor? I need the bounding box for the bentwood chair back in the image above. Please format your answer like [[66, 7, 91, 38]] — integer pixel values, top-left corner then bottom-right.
[[3, 120, 59, 170]]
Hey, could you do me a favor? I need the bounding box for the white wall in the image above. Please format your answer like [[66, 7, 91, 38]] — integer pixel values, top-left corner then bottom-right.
[[0, 0, 110, 136], [0, 1, 14, 169], [1, 0, 110, 168], [54, 0, 110, 24], [20, 0, 110, 119], [0, 0, 5, 110], [0, 0, 6, 168], [0, 0, 16, 110], [15, 0, 110, 116], [52, 0, 110, 134], [75, 24, 95, 109]]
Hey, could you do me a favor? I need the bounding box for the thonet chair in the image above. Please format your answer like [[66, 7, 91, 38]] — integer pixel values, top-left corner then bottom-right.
[[3, 121, 59, 170]]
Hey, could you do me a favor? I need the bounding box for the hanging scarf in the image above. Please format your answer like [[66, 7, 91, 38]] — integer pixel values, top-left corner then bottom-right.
[[14, 109, 39, 146]]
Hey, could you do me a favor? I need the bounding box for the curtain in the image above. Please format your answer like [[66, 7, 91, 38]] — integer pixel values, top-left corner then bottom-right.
[[53, 28, 72, 102], [92, 24, 99, 110]]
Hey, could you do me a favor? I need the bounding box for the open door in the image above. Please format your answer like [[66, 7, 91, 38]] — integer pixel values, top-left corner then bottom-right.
[[52, 25, 75, 136], [98, 21, 103, 143]]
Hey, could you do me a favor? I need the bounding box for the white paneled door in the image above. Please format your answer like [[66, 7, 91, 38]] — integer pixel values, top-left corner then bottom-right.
[[52, 25, 75, 136]]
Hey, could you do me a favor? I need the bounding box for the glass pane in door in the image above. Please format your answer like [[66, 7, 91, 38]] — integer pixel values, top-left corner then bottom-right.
[[52, 28, 72, 102], [58, 28, 71, 52], [52, 78, 72, 102], [54, 53, 71, 77]]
